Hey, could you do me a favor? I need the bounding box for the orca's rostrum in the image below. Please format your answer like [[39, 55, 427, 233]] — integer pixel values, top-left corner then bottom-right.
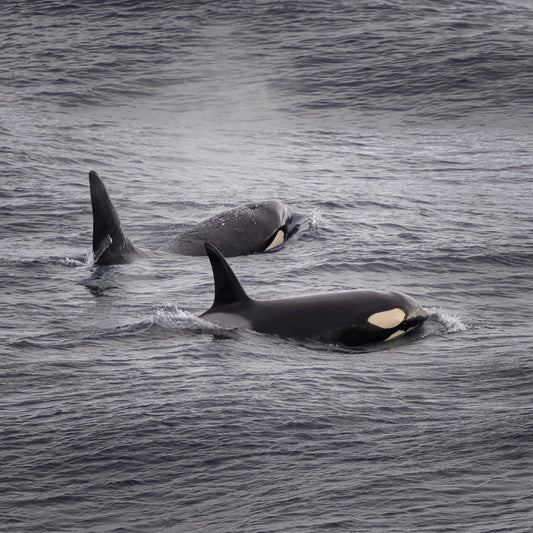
[[201, 243, 428, 347]]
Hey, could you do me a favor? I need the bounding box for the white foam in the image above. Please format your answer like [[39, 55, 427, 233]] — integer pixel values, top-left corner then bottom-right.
[[430, 308, 468, 333], [311, 208, 323, 227], [152, 305, 199, 327]]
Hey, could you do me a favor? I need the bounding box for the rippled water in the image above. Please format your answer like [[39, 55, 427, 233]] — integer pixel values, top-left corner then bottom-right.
[[1, 1, 532, 531]]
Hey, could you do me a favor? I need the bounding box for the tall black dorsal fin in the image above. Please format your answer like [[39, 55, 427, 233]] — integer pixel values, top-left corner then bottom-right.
[[89, 171, 135, 265], [204, 243, 251, 308]]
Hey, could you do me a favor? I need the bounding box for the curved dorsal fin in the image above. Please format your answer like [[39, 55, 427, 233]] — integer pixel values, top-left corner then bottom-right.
[[89, 171, 135, 265], [204, 243, 251, 308]]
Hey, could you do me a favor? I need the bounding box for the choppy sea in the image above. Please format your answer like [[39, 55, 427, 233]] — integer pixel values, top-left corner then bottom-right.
[[1, 1, 532, 531]]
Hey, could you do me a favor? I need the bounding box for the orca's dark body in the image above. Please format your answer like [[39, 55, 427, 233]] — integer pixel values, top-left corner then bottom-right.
[[201, 243, 428, 347]]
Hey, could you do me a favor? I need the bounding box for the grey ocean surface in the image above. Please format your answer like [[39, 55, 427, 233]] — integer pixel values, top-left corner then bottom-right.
[[1, 1, 532, 531]]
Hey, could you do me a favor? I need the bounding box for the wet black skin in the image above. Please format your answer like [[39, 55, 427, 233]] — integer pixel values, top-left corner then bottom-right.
[[200, 243, 429, 347]]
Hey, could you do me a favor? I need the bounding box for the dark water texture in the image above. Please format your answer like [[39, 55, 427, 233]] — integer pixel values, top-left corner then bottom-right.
[[1, 1, 532, 532]]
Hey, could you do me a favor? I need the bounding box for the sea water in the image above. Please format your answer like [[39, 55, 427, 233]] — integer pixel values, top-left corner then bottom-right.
[[1, 1, 532, 531]]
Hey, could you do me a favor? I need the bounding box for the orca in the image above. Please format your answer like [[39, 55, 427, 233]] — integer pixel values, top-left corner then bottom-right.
[[166, 200, 296, 257], [200, 243, 429, 347], [89, 171, 299, 266]]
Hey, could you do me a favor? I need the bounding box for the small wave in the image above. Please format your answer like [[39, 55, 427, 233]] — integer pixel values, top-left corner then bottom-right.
[[151, 305, 238, 337], [310, 207, 323, 227], [151, 305, 203, 329], [424, 250, 533, 270], [0, 255, 89, 270], [8, 307, 236, 352], [50, 255, 89, 267], [7, 338, 45, 350], [428, 307, 469, 335]]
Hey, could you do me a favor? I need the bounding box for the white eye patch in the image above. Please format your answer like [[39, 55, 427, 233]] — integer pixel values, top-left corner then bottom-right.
[[265, 229, 285, 251], [367, 308, 405, 329]]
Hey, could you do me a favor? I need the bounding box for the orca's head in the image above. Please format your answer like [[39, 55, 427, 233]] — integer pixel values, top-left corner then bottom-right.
[[366, 293, 429, 342], [243, 201, 294, 252], [246, 200, 293, 225], [193, 200, 297, 256]]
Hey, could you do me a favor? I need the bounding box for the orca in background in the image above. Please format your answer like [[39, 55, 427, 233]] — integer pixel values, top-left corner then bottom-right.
[[166, 200, 297, 257], [88, 171, 300, 266], [201, 243, 429, 347]]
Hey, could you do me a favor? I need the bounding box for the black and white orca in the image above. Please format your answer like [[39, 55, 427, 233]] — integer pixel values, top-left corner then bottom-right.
[[89, 171, 299, 265], [201, 243, 428, 347]]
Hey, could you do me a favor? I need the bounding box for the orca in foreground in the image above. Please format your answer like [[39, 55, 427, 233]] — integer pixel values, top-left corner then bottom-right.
[[89, 171, 299, 265], [201, 243, 429, 347]]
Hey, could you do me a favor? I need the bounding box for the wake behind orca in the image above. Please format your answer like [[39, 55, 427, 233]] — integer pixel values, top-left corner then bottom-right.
[[89, 171, 300, 265], [201, 243, 429, 347]]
